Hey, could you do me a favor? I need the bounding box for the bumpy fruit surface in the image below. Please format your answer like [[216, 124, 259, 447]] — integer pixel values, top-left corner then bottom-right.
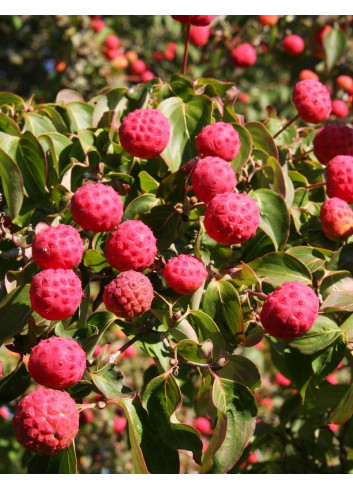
[[28, 337, 86, 389], [103, 270, 154, 318], [204, 192, 260, 245], [326, 155, 353, 203], [231, 44, 257, 68], [283, 34, 305, 55], [30, 269, 83, 320], [171, 15, 215, 26], [71, 183, 123, 232], [331, 100, 349, 118], [105, 220, 157, 271], [32, 224, 83, 270], [292, 80, 332, 124], [320, 197, 353, 241], [189, 26, 211, 46], [313, 124, 353, 164], [259, 15, 278, 26], [299, 69, 319, 81], [196, 122, 241, 161], [163, 254, 208, 294], [119, 108, 170, 159], [260, 281, 319, 340], [12, 388, 79, 455], [191, 156, 237, 203]]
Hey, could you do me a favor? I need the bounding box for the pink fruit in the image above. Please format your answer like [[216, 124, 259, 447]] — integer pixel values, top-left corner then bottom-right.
[[30, 269, 83, 320], [259, 15, 279, 26], [131, 59, 146, 75], [326, 155, 353, 203], [154, 51, 164, 62], [123, 345, 137, 358], [231, 44, 257, 68], [189, 26, 211, 46], [126, 50, 138, 64], [336, 75, 353, 94], [239, 93, 250, 103], [196, 121, 241, 162], [141, 70, 155, 82], [204, 192, 260, 245], [105, 34, 119, 50], [71, 183, 123, 232], [320, 197, 353, 241], [275, 372, 291, 387], [331, 100, 349, 118], [260, 281, 319, 341], [0, 359, 2, 377], [328, 423, 340, 433], [103, 270, 154, 319], [12, 388, 79, 455], [171, 15, 216, 26], [195, 416, 212, 434], [0, 406, 10, 419], [326, 373, 338, 385], [32, 224, 83, 270], [283, 35, 305, 55], [299, 69, 319, 81], [119, 108, 170, 159], [104, 48, 119, 60], [91, 19, 105, 33], [247, 453, 258, 464], [28, 337, 86, 389], [163, 254, 208, 295], [105, 220, 157, 271], [292, 80, 332, 124], [313, 124, 353, 164], [114, 416, 127, 434], [191, 156, 237, 203]]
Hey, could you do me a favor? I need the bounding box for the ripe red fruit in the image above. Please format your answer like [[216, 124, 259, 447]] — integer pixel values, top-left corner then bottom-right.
[[326, 155, 353, 204], [105, 220, 157, 271], [131, 59, 146, 75], [104, 48, 119, 60], [320, 197, 353, 241], [196, 122, 241, 162], [103, 270, 154, 318], [191, 156, 237, 203], [123, 345, 137, 358], [260, 281, 319, 341], [194, 417, 212, 434], [171, 15, 215, 26], [119, 108, 170, 159], [275, 372, 291, 387], [259, 15, 279, 26], [292, 80, 332, 124], [71, 183, 123, 232], [189, 26, 211, 46], [114, 417, 127, 434], [141, 70, 155, 82], [299, 69, 319, 81], [154, 51, 164, 62], [163, 254, 208, 295], [313, 124, 353, 165], [326, 373, 338, 385], [126, 50, 138, 64], [331, 100, 349, 119], [91, 19, 105, 32], [336, 75, 353, 94], [32, 224, 83, 270], [204, 192, 260, 245], [239, 93, 250, 103], [105, 34, 120, 50], [55, 60, 66, 73], [164, 49, 176, 61], [231, 44, 257, 68], [28, 337, 86, 389], [283, 35, 305, 56], [0, 406, 10, 419], [12, 388, 79, 455], [30, 269, 83, 320]]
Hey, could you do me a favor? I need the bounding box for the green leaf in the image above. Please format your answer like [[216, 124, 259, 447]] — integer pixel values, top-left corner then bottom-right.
[[139, 171, 159, 193], [312, 335, 347, 387], [0, 147, 23, 218], [320, 271, 353, 300], [56, 89, 85, 104], [217, 355, 261, 390], [0, 112, 21, 136], [142, 372, 203, 465], [203, 279, 244, 344], [141, 204, 180, 250], [83, 249, 109, 272], [158, 95, 212, 172], [321, 291, 353, 312], [90, 363, 124, 399], [23, 113, 56, 136], [287, 246, 331, 273], [91, 87, 128, 126], [36, 104, 69, 133], [201, 377, 257, 474], [250, 189, 290, 251], [231, 124, 253, 172], [340, 313, 353, 342], [288, 316, 345, 355], [27, 444, 77, 474], [39, 132, 72, 180], [323, 28, 346, 71], [80, 311, 117, 360], [188, 310, 225, 357], [0, 362, 31, 403], [245, 121, 278, 158], [123, 194, 159, 221], [327, 243, 353, 275], [17, 132, 48, 200], [328, 382, 353, 425], [176, 339, 213, 364], [0, 92, 24, 108], [66, 102, 93, 131]]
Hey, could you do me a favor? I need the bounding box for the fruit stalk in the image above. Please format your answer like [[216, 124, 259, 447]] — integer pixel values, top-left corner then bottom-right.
[[273, 114, 299, 138], [182, 25, 191, 75]]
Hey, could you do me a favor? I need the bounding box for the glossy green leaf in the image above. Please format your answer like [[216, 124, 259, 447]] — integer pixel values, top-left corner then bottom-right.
[[231, 124, 253, 172], [321, 291, 353, 312], [27, 444, 77, 474], [245, 121, 278, 158], [287, 246, 331, 273], [176, 339, 213, 364], [0, 362, 31, 403], [188, 310, 225, 357], [327, 243, 353, 275], [90, 363, 124, 399], [328, 381, 353, 424], [0, 147, 23, 217], [323, 28, 346, 71], [83, 249, 109, 272], [312, 335, 347, 387], [0, 112, 21, 136], [23, 113, 56, 136], [139, 171, 159, 193], [80, 311, 116, 360], [66, 102, 93, 131], [217, 355, 261, 390], [123, 194, 159, 221], [91, 87, 128, 126], [17, 131, 48, 200], [0, 91, 24, 108], [141, 204, 180, 250]]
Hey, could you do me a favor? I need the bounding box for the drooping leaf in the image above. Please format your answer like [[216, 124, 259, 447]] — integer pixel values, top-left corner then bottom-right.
[[0, 147, 23, 217], [231, 124, 253, 172], [27, 444, 77, 474], [17, 131, 48, 200], [323, 28, 346, 71], [217, 355, 261, 390], [245, 121, 278, 158], [90, 363, 124, 399], [312, 335, 347, 387], [0, 362, 31, 403], [187, 310, 225, 357]]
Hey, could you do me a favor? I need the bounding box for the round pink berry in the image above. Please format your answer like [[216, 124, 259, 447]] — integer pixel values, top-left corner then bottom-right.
[[28, 336, 86, 389], [331, 100, 349, 119], [130, 59, 147, 75], [163, 254, 208, 295], [204, 192, 260, 245], [105, 220, 157, 271], [283, 35, 305, 55], [114, 417, 127, 434], [189, 26, 211, 46], [103, 270, 154, 318], [105, 34, 119, 49], [195, 416, 212, 434], [171, 15, 215, 26], [13, 388, 79, 455], [231, 44, 257, 68], [260, 281, 319, 340], [320, 197, 353, 241], [326, 155, 353, 204], [292, 80, 332, 124], [71, 183, 123, 232], [141, 70, 155, 82], [299, 70, 319, 82], [259, 15, 279, 26], [119, 108, 170, 159], [32, 224, 83, 270], [30, 269, 83, 320], [196, 122, 241, 162], [191, 156, 237, 203], [313, 124, 353, 165]]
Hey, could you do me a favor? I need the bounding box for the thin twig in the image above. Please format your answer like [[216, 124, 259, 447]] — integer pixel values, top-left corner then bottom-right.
[[182, 25, 191, 75], [273, 114, 299, 138]]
